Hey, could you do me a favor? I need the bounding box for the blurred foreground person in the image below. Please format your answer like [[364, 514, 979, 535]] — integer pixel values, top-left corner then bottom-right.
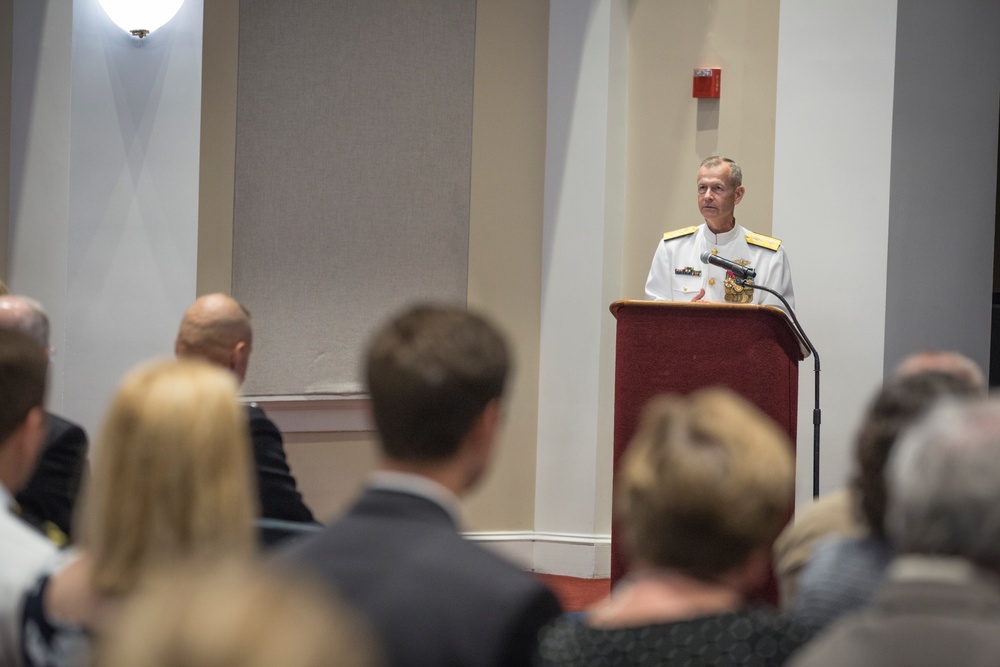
[[21, 360, 258, 667], [791, 397, 1000, 666], [0, 329, 57, 667], [0, 295, 89, 543], [791, 372, 980, 629], [537, 390, 811, 666], [774, 350, 985, 608], [93, 561, 381, 667], [280, 304, 561, 667]]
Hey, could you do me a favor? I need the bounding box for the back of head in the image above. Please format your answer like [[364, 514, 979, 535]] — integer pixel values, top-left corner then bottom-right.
[[84, 359, 257, 595], [853, 372, 981, 537], [0, 328, 47, 445], [887, 397, 1000, 568], [894, 350, 986, 395], [175, 294, 252, 375], [93, 561, 381, 667], [618, 389, 794, 579], [0, 295, 50, 350], [365, 304, 509, 462]]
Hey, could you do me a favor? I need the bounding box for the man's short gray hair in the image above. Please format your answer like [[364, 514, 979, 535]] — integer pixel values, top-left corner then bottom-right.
[[700, 156, 742, 188], [886, 398, 1000, 567], [0, 296, 50, 349]]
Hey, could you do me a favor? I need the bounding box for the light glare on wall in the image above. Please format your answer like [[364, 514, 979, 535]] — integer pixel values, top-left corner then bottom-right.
[[98, 0, 185, 38]]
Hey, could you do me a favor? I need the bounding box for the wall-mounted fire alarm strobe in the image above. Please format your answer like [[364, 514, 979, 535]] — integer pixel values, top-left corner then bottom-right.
[[693, 68, 721, 98]]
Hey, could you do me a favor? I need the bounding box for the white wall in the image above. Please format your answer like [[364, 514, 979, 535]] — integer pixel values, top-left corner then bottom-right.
[[9, 0, 203, 436], [8, 0, 73, 412], [773, 0, 899, 506], [534, 0, 626, 576]]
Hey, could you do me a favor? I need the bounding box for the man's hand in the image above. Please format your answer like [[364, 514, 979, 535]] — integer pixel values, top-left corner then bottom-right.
[[691, 288, 706, 302]]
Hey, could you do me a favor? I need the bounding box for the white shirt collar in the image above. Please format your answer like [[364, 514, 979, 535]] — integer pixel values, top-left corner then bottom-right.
[[889, 555, 982, 585], [0, 481, 12, 512], [367, 470, 463, 526]]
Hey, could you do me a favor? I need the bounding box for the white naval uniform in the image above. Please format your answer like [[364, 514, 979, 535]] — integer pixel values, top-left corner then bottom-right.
[[0, 483, 57, 667], [644, 222, 795, 312]]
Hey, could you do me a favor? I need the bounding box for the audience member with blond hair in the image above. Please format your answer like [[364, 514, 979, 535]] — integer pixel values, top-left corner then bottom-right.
[[537, 389, 811, 666], [93, 561, 381, 667], [20, 359, 259, 667]]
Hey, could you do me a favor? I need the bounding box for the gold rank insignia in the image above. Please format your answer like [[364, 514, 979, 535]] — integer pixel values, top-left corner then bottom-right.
[[662, 226, 698, 242], [745, 232, 782, 251]]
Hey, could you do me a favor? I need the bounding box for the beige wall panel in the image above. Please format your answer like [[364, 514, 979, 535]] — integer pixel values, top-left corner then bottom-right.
[[197, 0, 238, 296], [284, 431, 381, 523], [464, 0, 549, 531], [623, 0, 780, 298]]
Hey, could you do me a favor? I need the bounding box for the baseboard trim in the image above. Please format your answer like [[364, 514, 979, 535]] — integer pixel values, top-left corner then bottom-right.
[[464, 531, 611, 578]]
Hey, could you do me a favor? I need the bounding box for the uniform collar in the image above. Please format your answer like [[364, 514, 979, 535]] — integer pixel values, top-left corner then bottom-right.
[[701, 220, 742, 246]]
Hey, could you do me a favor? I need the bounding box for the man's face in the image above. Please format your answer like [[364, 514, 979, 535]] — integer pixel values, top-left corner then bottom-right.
[[697, 163, 744, 230]]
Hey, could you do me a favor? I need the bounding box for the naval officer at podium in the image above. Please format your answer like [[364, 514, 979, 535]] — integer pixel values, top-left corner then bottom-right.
[[645, 156, 795, 312]]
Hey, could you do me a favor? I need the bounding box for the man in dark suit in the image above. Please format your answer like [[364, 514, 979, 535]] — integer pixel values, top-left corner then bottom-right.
[[0, 296, 88, 543], [279, 304, 563, 667], [175, 293, 315, 525]]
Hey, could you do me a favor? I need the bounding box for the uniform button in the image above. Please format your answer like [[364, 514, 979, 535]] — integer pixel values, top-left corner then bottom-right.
[[711, 248, 718, 256], [709, 278, 716, 286], [682, 287, 688, 292]]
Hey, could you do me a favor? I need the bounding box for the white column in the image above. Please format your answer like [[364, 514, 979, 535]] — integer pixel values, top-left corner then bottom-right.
[[772, 0, 898, 506], [534, 0, 626, 577], [9, 0, 73, 411], [9, 0, 203, 435]]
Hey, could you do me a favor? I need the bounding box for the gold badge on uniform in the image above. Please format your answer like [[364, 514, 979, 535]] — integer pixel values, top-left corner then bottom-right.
[[724, 258, 754, 303]]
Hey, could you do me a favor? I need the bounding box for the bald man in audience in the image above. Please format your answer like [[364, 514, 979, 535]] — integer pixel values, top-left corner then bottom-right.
[[0, 329, 59, 667], [176, 294, 315, 527], [774, 350, 986, 609], [0, 296, 88, 543]]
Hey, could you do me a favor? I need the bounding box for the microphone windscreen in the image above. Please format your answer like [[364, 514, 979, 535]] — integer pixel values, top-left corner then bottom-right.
[[699, 250, 713, 264]]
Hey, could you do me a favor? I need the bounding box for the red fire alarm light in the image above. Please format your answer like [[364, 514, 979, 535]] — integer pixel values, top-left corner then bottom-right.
[[693, 68, 721, 98]]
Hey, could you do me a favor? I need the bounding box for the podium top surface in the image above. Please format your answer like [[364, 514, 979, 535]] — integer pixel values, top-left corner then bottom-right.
[[609, 300, 810, 359]]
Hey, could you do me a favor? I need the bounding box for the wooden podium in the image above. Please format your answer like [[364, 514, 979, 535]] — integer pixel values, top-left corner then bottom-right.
[[609, 300, 807, 585]]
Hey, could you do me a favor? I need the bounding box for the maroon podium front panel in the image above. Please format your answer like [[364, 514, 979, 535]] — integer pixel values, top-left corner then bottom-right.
[[610, 301, 804, 588]]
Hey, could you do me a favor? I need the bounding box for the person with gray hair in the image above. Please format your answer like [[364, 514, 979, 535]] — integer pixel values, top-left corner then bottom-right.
[[0, 296, 88, 543], [774, 350, 986, 611], [790, 397, 1000, 666]]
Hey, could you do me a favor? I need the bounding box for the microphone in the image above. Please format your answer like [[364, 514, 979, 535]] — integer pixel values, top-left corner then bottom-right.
[[699, 250, 756, 280]]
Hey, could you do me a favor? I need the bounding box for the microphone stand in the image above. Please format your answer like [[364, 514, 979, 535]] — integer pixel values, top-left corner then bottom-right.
[[737, 279, 822, 498]]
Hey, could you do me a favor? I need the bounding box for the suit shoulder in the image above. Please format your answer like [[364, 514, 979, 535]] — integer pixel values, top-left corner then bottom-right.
[[662, 226, 699, 242], [745, 231, 782, 251], [45, 413, 87, 441]]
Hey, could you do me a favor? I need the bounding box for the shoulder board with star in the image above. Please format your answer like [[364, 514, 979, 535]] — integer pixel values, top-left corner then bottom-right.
[[745, 231, 782, 251], [662, 226, 699, 242]]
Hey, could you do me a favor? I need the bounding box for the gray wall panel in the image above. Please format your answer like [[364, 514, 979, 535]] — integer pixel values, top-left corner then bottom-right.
[[234, 0, 476, 395], [884, 0, 1000, 376]]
